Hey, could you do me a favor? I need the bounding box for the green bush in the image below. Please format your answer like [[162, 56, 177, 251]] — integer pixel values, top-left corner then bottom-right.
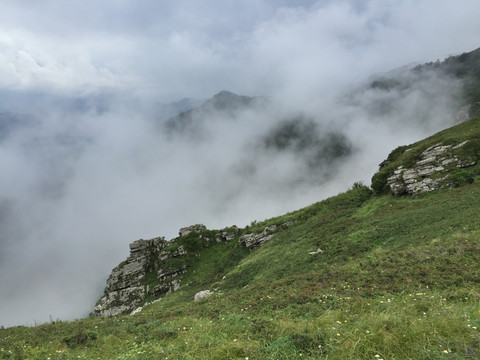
[[387, 145, 409, 162], [371, 169, 390, 194], [63, 330, 96, 348], [448, 169, 475, 186], [454, 139, 480, 161]]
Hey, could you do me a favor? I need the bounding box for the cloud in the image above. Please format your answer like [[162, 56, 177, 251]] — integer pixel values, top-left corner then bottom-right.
[[0, 0, 479, 327], [1, 1, 479, 98]]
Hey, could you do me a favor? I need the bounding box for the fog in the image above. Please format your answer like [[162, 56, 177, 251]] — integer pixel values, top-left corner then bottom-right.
[[1, 1, 479, 327]]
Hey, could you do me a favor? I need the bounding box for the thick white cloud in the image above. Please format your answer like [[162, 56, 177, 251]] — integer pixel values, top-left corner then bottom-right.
[[0, 1, 479, 98]]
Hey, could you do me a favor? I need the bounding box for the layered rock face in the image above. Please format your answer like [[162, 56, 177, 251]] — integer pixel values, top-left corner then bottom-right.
[[239, 222, 293, 250], [94, 236, 188, 317], [385, 141, 476, 196]]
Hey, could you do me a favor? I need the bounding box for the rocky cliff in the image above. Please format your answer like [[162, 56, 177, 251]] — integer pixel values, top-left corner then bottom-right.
[[94, 236, 186, 317], [372, 117, 480, 196], [385, 141, 476, 195], [94, 222, 292, 317]]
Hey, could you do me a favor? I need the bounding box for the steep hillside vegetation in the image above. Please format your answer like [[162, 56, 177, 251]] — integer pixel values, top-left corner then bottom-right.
[[1, 117, 480, 359]]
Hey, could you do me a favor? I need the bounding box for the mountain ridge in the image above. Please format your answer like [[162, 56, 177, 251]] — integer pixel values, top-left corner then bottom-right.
[[163, 90, 266, 135]]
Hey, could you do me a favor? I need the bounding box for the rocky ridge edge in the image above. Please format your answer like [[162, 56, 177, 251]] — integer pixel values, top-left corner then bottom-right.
[[380, 140, 476, 196], [94, 222, 292, 317]]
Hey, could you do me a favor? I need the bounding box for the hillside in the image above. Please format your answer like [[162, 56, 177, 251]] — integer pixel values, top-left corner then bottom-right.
[[2, 116, 480, 359]]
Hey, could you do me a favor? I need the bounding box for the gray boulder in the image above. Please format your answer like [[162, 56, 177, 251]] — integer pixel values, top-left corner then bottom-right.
[[179, 224, 206, 237], [194, 290, 214, 301]]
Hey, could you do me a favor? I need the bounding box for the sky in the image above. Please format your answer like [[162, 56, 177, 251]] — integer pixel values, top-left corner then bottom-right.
[[1, 0, 480, 327], [1, 0, 479, 99]]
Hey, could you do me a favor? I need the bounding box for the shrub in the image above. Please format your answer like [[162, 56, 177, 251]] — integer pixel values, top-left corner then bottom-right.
[[63, 331, 96, 348], [371, 169, 390, 194], [352, 181, 364, 189], [448, 169, 475, 186], [454, 139, 480, 162], [387, 145, 409, 162]]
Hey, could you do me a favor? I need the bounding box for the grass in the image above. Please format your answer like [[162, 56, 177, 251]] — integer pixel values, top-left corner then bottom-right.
[[2, 120, 480, 359]]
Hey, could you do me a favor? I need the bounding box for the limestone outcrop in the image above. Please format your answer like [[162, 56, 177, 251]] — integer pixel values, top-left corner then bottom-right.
[[95, 220, 295, 316], [239, 222, 293, 250], [385, 141, 476, 196], [179, 224, 206, 237], [215, 226, 239, 242], [94, 235, 190, 317]]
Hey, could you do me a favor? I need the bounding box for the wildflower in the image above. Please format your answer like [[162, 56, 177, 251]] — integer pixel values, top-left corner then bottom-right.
[[337, 333, 340, 336], [443, 349, 449, 353], [473, 326, 478, 330]]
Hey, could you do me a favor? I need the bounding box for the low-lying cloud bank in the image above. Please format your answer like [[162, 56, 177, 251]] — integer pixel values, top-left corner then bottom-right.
[[0, 0, 479, 327]]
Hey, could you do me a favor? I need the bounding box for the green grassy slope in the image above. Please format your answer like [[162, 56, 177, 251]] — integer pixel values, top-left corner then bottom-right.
[[2, 119, 480, 360]]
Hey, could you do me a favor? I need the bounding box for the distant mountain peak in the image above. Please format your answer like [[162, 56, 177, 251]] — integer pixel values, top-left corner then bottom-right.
[[164, 90, 265, 136], [206, 90, 256, 110], [212, 90, 238, 98]]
